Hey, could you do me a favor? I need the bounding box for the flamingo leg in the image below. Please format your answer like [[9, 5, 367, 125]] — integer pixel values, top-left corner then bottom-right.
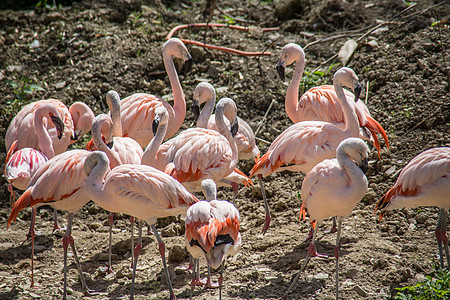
[[53, 208, 63, 233], [190, 258, 198, 299], [108, 212, 115, 273], [435, 208, 449, 268], [218, 263, 224, 300], [130, 216, 135, 269], [151, 224, 177, 300], [231, 182, 238, 205], [205, 264, 220, 288], [282, 224, 324, 299], [334, 218, 343, 300], [30, 207, 36, 288], [329, 217, 338, 234], [257, 174, 271, 234], [8, 182, 15, 207], [130, 220, 143, 300]]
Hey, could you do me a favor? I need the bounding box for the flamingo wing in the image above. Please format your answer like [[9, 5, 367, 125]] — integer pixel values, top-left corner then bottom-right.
[[111, 137, 144, 165]]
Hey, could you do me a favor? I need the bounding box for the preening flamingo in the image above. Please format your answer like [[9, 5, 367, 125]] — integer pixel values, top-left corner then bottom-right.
[[250, 67, 362, 234], [283, 137, 369, 300], [116, 38, 192, 148], [156, 97, 241, 195], [83, 151, 198, 300], [276, 43, 389, 157], [91, 112, 144, 272], [5, 99, 94, 155], [375, 147, 450, 268], [8, 150, 101, 298], [192, 82, 260, 160], [185, 179, 241, 300]]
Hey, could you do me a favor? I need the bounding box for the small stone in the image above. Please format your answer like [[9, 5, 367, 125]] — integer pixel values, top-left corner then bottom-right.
[[207, 66, 219, 79], [385, 166, 397, 176], [415, 273, 425, 282], [414, 83, 424, 93], [345, 268, 358, 279], [7, 65, 24, 72], [314, 272, 329, 280], [55, 81, 66, 89], [98, 253, 117, 261], [88, 222, 102, 230], [353, 285, 368, 297], [168, 245, 188, 263], [367, 40, 379, 48], [407, 223, 416, 232], [30, 40, 40, 49]]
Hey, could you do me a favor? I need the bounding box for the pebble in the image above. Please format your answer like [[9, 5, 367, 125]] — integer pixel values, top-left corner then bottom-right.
[[98, 253, 117, 261], [314, 272, 329, 280], [353, 285, 368, 297], [55, 81, 66, 89]]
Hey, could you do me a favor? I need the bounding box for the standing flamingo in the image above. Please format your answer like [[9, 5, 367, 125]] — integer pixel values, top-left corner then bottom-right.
[[192, 82, 260, 160], [250, 67, 362, 234], [154, 98, 240, 195], [8, 149, 101, 298], [185, 179, 241, 299], [276, 43, 389, 157], [116, 38, 192, 148], [375, 147, 450, 268], [282, 137, 369, 300], [83, 151, 198, 300], [5, 99, 94, 155], [91, 112, 144, 272]]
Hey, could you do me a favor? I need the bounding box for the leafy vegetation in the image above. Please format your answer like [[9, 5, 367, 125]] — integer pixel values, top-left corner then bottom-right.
[[299, 63, 340, 94], [394, 263, 450, 300], [3, 77, 44, 116]]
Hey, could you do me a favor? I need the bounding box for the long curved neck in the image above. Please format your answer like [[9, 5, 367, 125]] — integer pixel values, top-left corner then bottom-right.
[[334, 82, 359, 137], [85, 157, 110, 208], [35, 112, 55, 159], [107, 98, 123, 138], [163, 52, 186, 137], [337, 149, 368, 193], [215, 112, 238, 165], [285, 58, 305, 123], [197, 96, 215, 128], [141, 122, 168, 167], [92, 121, 121, 168]]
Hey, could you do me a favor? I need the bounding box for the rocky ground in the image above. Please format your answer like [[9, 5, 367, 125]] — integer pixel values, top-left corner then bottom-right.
[[0, 0, 449, 299]]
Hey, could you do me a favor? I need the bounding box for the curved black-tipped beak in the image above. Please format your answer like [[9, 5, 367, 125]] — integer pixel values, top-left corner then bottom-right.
[[191, 99, 200, 119], [71, 132, 78, 141], [50, 115, 65, 140], [276, 64, 285, 81], [152, 118, 160, 136], [354, 83, 362, 102], [183, 57, 193, 75], [230, 119, 239, 138], [358, 157, 369, 174], [107, 140, 114, 149]]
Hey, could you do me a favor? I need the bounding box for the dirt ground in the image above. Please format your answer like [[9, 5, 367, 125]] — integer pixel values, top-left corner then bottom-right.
[[0, 0, 449, 299]]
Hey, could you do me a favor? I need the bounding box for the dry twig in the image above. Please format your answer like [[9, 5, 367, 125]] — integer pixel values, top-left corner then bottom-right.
[[255, 99, 277, 136]]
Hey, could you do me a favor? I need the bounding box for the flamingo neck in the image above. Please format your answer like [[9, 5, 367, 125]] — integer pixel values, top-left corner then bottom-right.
[[337, 148, 368, 197], [334, 82, 359, 137], [197, 96, 216, 128], [92, 121, 121, 168], [142, 122, 168, 167], [35, 112, 55, 159], [163, 53, 186, 137], [215, 112, 238, 167], [85, 156, 110, 207], [285, 58, 305, 123], [108, 100, 123, 138]]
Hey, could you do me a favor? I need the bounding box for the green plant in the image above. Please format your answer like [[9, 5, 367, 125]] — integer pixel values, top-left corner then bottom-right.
[[299, 63, 340, 94], [394, 263, 450, 299], [4, 77, 44, 115]]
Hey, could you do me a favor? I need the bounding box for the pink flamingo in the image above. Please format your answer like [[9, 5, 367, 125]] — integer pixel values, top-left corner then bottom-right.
[[375, 147, 450, 268], [276, 43, 389, 157], [153, 98, 241, 195], [83, 151, 198, 300], [250, 67, 362, 234], [8, 149, 102, 298], [185, 179, 241, 299], [282, 137, 369, 300], [6, 99, 94, 155], [116, 38, 192, 148], [91, 111, 144, 272], [192, 82, 260, 160]]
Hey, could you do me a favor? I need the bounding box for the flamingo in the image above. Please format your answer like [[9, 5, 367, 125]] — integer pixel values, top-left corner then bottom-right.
[[192, 82, 260, 160], [375, 147, 450, 268], [116, 38, 192, 148], [276, 43, 389, 157], [91, 112, 144, 272], [8, 149, 102, 298], [5, 99, 94, 155], [250, 67, 362, 234], [153, 97, 241, 196], [185, 179, 241, 299], [83, 151, 198, 300], [282, 137, 369, 300]]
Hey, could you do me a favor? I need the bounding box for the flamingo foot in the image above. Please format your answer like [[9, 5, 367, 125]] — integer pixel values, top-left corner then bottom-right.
[[302, 227, 314, 243], [262, 214, 271, 235], [204, 277, 220, 289], [308, 243, 328, 258]]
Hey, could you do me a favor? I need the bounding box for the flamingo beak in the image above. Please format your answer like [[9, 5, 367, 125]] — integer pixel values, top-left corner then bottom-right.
[[71, 129, 81, 142], [276, 64, 285, 81], [191, 99, 200, 119], [358, 157, 369, 174], [354, 83, 362, 102], [50, 115, 65, 140], [152, 117, 160, 136], [183, 57, 193, 75], [107, 140, 114, 149], [230, 118, 239, 138]]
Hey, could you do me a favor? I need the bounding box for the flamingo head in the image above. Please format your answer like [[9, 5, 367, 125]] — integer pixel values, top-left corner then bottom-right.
[[69, 102, 95, 142], [164, 38, 193, 75], [276, 43, 305, 81], [152, 105, 169, 136], [192, 82, 215, 119], [334, 67, 361, 102], [338, 137, 370, 174], [49, 112, 65, 140]]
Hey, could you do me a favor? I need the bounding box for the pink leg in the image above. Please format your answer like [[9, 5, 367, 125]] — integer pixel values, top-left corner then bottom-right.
[[52, 208, 62, 233], [130, 220, 143, 300], [107, 212, 115, 273], [204, 265, 220, 288], [435, 209, 449, 268], [151, 224, 177, 300], [334, 219, 343, 300], [218, 264, 224, 300], [231, 182, 238, 204], [258, 175, 271, 235], [130, 216, 135, 269], [329, 217, 338, 234], [8, 182, 15, 207], [30, 207, 36, 287]]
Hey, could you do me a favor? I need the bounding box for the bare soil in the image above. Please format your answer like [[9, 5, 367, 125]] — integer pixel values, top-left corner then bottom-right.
[[0, 0, 449, 299]]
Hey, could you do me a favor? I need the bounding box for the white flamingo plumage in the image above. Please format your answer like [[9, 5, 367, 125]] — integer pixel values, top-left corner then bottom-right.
[[276, 43, 389, 157], [375, 147, 450, 268]]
